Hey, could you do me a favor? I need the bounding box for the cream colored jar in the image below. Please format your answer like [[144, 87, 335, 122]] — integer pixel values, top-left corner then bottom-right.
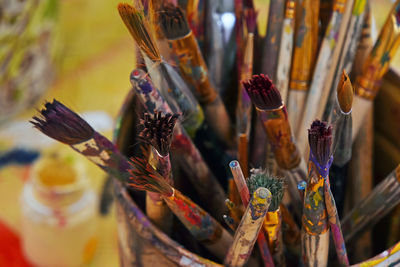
[[21, 154, 98, 267]]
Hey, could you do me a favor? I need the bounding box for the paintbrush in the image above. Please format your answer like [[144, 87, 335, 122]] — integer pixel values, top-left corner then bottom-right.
[[342, 164, 400, 243], [158, 4, 234, 148], [243, 74, 306, 215], [351, 0, 400, 142], [327, 71, 354, 219], [297, 0, 354, 158], [224, 187, 272, 267], [31, 99, 132, 183], [236, 29, 256, 177], [323, 0, 368, 120], [301, 120, 331, 267], [351, 240, 400, 267], [286, 0, 319, 133], [114, 183, 223, 267], [128, 156, 233, 261], [329, 70, 354, 166], [130, 68, 227, 218], [229, 160, 275, 267], [305, 120, 349, 267], [261, 0, 285, 81], [118, 3, 204, 138], [138, 111, 179, 234], [309, 120, 349, 266], [275, 0, 296, 104], [247, 170, 286, 266]]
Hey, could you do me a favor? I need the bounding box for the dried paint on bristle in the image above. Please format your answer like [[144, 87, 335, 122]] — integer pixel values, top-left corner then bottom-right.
[[117, 3, 161, 62], [245, 8, 257, 33], [308, 120, 333, 166], [31, 99, 94, 145], [129, 156, 174, 196], [242, 74, 282, 110], [138, 111, 179, 156], [246, 169, 284, 211], [159, 4, 190, 39], [337, 70, 354, 113]]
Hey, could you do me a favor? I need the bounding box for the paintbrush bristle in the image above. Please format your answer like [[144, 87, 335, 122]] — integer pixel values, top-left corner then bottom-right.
[[246, 169, 284, 211], [158, 3, 190, 40], [243, 74, 282, 110], [31, 99, 94, 145], [138, 111, 179, 156], [129, 155, 174, 196], [118, 3, 161, 62], [308, 120, 332, 166], [337, 70, 354, 113], [245, 8, 257, 33]]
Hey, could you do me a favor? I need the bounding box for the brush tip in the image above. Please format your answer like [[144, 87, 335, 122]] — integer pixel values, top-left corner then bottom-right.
[[308, 120, 332, 166], [246, 169, 284, 211], [31, 99, 94, 145], [138, 111, 179, 156], [337, 70, 354, 113], [158, 3, 190, 39], [242, 74, 282, 110]]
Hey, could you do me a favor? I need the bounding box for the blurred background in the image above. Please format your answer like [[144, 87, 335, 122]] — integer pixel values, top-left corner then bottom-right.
[[0, 0, 399, 266]]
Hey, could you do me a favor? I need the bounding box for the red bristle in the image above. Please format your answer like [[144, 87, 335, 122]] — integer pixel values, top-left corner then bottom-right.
[[128, 156, 173, 196], [242, 74, 282, 110]]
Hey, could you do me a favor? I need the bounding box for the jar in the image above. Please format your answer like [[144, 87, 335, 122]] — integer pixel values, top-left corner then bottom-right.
[[21, 153, 98, 267]]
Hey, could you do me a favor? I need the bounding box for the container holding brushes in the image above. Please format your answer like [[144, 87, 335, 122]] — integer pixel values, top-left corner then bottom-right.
[[29, 0, 400, 266]]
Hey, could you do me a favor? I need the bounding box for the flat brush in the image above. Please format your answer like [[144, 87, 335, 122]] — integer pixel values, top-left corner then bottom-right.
[[224, 187, 271, 267], [31, 99, 131, 183], [243, 74, 305, 215], [302, 120, 331, 267], [118, 3, 204, 138], [139, 111, 179, 234], [158, 4, 234, 148], [351, 0, 400, 142], [129, 156, 233, 261], [130, 68, 227, 218], [247, 170, 286, 266]]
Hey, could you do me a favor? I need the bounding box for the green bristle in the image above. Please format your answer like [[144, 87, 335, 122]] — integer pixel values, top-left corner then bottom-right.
[[246, 169, 284, 211]]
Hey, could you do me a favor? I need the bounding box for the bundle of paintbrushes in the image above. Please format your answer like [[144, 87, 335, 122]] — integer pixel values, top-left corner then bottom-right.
[[30, 0, 400, 265]]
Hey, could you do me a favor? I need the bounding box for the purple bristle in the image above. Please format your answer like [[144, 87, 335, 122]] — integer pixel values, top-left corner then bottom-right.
[[138, 111, 179, 156], [308, 120, 332, 166], [31, 99, 94, 145], [242, 74, 282, 110]]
